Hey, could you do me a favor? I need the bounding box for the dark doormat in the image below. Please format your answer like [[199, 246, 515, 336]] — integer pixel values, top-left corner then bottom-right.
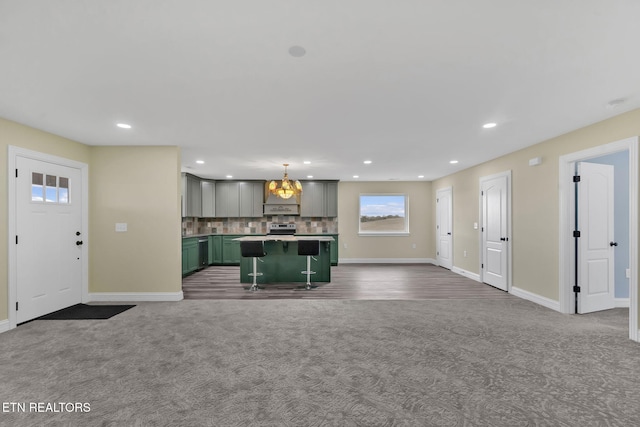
[[37, 303, 135, 320]]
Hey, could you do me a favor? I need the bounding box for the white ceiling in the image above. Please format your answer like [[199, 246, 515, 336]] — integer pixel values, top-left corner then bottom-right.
[[1, 0, 639, 181]]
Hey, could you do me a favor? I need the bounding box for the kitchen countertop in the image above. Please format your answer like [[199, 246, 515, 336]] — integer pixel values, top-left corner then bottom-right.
[[183, 233, 338, 239], [233, 235, 335, 242]]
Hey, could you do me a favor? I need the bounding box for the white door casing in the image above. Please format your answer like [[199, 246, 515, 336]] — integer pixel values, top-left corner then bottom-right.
[[558, 136, 638, 342], [436, 187, 453, 269], [480, 172, 511, 292], [8, 147, 89, 329], [577, 162, 615, 314]]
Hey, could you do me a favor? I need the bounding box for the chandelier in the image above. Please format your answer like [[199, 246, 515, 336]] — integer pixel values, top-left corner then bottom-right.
[[269, 163, 302, 199]]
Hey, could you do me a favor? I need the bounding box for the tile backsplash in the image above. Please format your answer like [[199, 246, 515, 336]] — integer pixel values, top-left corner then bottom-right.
[[182, 216, 338, 236]]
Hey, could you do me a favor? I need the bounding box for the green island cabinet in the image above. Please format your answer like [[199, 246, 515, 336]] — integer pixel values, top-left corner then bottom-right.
[[239, 239, 333, 284], [181, 237, 199, 276]]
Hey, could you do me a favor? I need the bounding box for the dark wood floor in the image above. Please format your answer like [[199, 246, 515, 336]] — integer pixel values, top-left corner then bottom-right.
[[182, 263, 515, 300]]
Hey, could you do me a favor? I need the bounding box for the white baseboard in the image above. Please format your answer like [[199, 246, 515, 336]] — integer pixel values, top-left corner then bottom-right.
[[338, 258, 436, 264], [451, 266, 481, 282], [615, 298, 630, 308], [510, 286, 561, 312], [0, 319, 10, 334], [87, 292, 183, 302]]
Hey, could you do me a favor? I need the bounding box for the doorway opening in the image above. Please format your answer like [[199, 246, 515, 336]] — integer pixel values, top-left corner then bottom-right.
[[559, 136, 638, 341]]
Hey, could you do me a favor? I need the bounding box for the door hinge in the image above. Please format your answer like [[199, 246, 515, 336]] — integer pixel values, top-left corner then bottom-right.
[[437, 251, 439, 256], [16, 302, 18, 311], [573, 175, 581, 182], [436, 198, 439, 203], [481, 263, 484, 269], [573, 230, 581, 238], [481, 190, 484, 196], [15, 169, 18, 178], [15, 235, 18, 244], [573, 286, 581, 293]]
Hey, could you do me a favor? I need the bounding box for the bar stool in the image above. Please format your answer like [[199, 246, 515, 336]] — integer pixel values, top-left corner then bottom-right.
[[240, 240, 266, 291], [298, 240, 320, 290]]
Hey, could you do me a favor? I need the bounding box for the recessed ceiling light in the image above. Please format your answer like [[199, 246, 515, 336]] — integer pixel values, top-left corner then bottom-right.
[[482, 122, 497, 129], [116, 123, 132, 129], [225, 175, 233, 179], [450, 160, 459, 164], [196, 160, 205, 164], [307, 175, 313, 178], [353, 175, 359, 179], [418, 175, 425, 178], [363, 160, 372, 164], [303, 161, 311, 165]]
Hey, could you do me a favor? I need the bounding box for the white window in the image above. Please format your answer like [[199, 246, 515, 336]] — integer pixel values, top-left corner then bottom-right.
[[32, 172, 70, 204], [359, 194, 409, 235]]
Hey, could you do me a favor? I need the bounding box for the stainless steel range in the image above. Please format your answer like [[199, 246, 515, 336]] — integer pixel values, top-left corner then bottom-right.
[[267, 223, 297, 235]]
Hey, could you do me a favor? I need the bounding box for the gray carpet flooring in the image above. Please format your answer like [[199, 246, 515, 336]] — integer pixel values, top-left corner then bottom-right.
[[0, 299, 638, 426]]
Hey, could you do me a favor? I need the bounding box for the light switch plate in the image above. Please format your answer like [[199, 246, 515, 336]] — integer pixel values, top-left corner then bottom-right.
[[115, 223, 128, 232]]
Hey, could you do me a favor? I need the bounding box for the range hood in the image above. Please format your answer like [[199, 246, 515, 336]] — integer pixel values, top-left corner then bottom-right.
[[263, 194, 299, 215]]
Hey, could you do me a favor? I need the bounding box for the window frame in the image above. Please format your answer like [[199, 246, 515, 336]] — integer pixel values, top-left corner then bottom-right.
[[358, 193, 410, 236]]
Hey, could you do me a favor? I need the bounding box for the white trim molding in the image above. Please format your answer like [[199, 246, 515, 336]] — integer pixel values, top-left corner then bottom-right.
[[0, 319, 10, 335], [88, 292, 184, 302], [339, 258, 436, 264], [451, 266, 481, 282], [615, 298, 630, 308], [510, 287, 562, 312]]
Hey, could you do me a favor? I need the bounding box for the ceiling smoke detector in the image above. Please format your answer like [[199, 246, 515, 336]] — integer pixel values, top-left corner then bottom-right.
[[288, 46, 306, 57], [606, 98, 627, 109]]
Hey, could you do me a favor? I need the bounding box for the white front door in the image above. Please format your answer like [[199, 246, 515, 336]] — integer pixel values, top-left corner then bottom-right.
[[436, 187, 453, 269], [481, 174, 509, 291], [16, 156, 84, 323], [577, 162, 615, 314]]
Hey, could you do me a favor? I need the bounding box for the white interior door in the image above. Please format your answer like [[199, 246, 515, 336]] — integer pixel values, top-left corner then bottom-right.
[[16, 156, 84, 323], [577, 162, 615, 314], [436, 187, 453, 269], [481, 174, 508, 291]]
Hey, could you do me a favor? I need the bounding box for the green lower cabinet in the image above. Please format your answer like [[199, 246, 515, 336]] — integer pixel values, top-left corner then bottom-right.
[[208, 235, 223, 264], [222, 235, 242, 264], [239, 240, 332, 283], [182, 238, 199, 276]]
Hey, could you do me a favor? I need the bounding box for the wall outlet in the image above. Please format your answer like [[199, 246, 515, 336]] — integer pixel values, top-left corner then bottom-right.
[[626, 268, 631, 279], [412, 243, 416, 249], [115, 223, 128, 232], [343, 243, 347, 249], [464, 250, 467, 257]]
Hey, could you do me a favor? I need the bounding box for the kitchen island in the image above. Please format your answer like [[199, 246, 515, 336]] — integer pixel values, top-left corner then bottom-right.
[[234, 235, 335, 284]]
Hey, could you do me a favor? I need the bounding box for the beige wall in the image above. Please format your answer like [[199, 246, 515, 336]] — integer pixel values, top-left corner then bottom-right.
[[337, 181, 434, 260], [89, 146, 182, 294], [0, 118, 91, 321], [433, 108, 640, 307], [1, 118, 182, 323]]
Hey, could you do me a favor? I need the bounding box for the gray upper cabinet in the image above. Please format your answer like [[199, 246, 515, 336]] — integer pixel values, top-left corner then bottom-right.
[[182, 173, 202, 217], [201, 179, 216, 217], [300, 180, 338, 217], [215, 181, 264, 218], [324, 181, 338, 217], [239, 181, 264, 217], [215, 181, 240, 217]]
